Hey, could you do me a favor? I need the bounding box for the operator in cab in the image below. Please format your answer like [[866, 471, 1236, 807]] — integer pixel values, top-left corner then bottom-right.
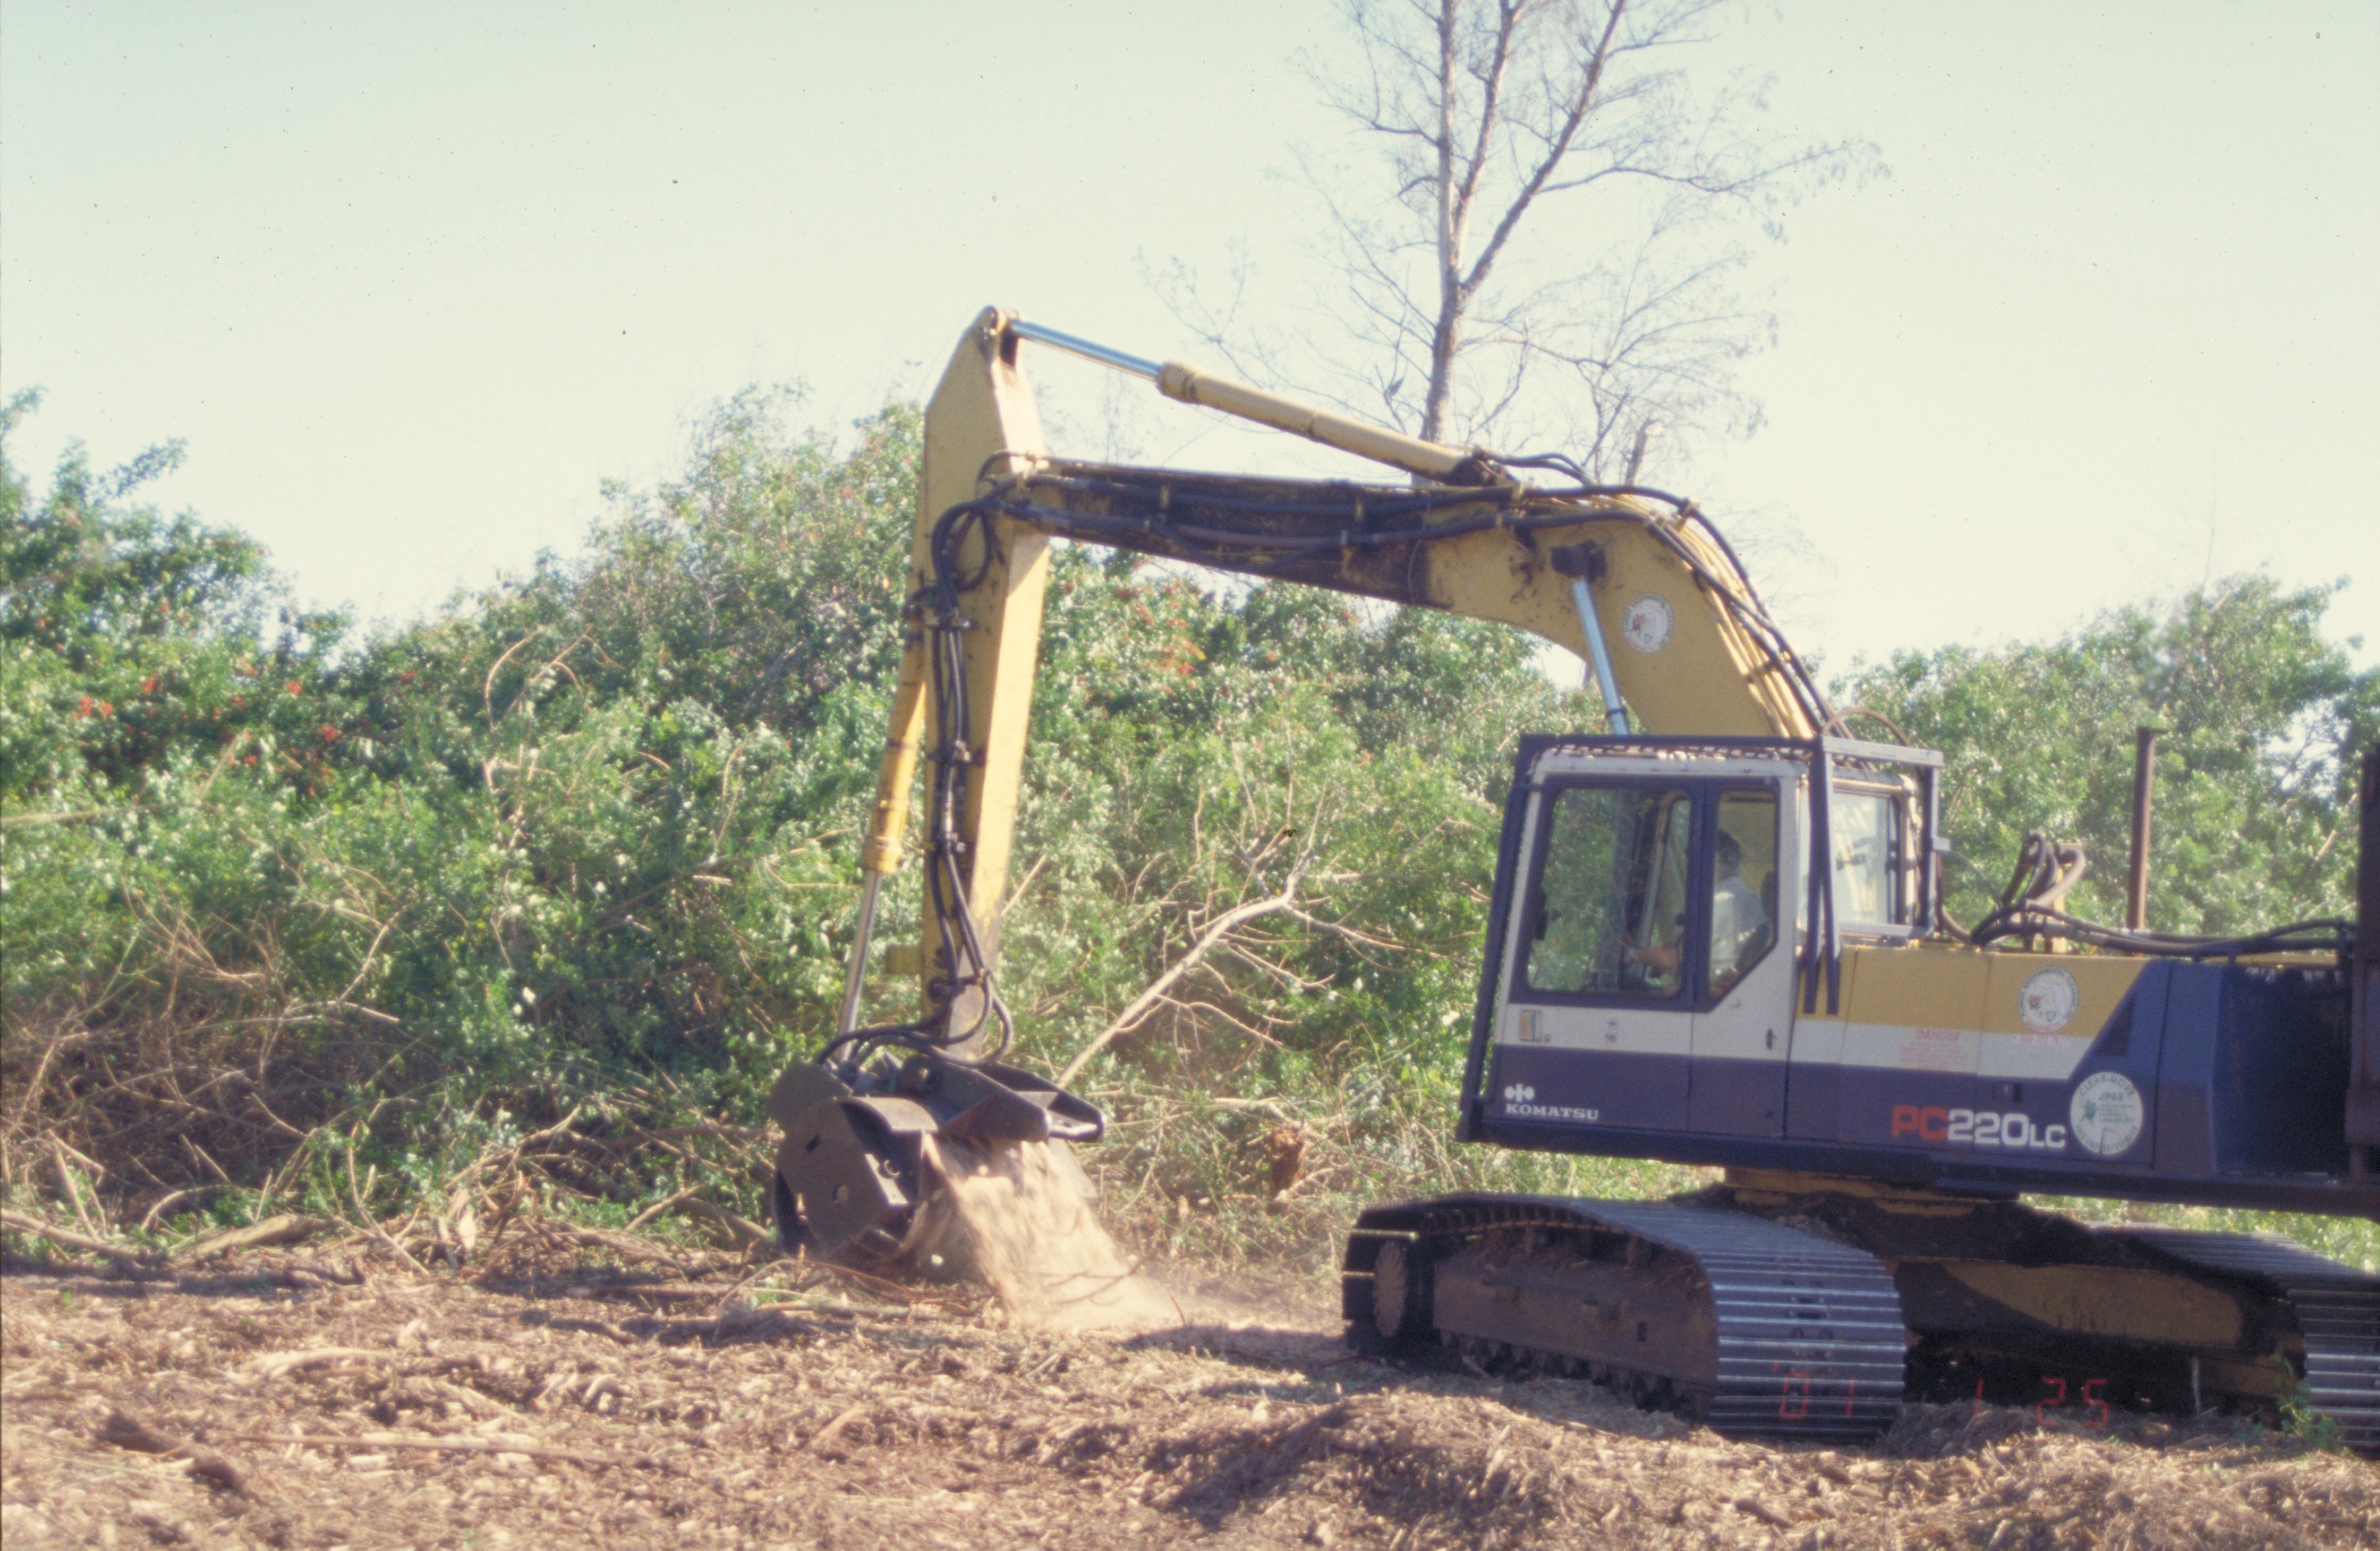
[[1625, 831, 1770, 993]]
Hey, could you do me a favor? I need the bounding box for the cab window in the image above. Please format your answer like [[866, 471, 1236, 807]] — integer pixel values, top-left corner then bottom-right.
[[1709, 790, 1779, 995], [1522, 785, 1693, 999], [1832, 788, 1902, 926]]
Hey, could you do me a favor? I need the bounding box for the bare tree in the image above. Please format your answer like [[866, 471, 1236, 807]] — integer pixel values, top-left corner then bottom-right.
[[1155, 0, 1874, 476]]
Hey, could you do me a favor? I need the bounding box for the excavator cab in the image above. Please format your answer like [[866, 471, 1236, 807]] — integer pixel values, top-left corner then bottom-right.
[[1460, 731, 2374, 1223], [1466, 735, 1940, 1147]]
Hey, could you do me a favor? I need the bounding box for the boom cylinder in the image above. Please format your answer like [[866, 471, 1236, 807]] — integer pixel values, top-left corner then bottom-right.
[[1152, 361, 1479, 483], [1571, 577, 1631, 735], [1006, 318, 1485, 484]]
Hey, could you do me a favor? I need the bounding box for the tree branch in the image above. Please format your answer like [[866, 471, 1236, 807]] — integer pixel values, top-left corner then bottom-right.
[[1459, 0, 1627, 303], [1056, 859, 1313, 1088]]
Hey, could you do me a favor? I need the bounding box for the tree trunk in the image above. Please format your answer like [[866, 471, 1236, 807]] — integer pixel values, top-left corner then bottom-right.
[[1423, 0, 1468, 445]]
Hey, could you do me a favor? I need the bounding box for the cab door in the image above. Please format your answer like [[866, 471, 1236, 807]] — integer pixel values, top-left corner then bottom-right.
[[1488, 779, 1700, 1131], [1688, 785, 1792, 1136]]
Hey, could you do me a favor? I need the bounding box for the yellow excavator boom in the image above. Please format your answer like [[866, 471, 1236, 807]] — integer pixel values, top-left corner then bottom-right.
[[842, 307, 1831, 1045]]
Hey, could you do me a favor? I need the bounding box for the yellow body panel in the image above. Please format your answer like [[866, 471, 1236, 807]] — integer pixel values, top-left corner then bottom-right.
[[1838, 944, 1992, 1031], [1826, 943, 2146, 1059]]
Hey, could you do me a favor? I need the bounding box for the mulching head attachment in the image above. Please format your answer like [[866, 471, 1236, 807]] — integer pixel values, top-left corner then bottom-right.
[[766, 1051, 1103, 1267]]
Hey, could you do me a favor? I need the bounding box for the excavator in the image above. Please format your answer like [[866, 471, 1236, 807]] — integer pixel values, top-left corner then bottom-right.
[[765, 307, 2380, 1449]]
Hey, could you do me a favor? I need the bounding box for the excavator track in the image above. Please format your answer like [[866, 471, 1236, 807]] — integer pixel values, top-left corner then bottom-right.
[[1343, 1195, 1907, 1442], [2123, 1228, 2380, 1454]]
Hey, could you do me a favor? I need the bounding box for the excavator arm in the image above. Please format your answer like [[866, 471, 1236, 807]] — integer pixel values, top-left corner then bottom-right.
[[850, 307, 1834, 1057]]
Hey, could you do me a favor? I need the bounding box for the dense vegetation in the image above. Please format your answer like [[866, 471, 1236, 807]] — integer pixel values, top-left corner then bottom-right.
[[1842, 580, 2377, 936], [3, 384, 2374, 1266]]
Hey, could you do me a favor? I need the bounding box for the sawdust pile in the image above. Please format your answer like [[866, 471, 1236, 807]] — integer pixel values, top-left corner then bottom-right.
[[6, 1238, 2378, 1549]]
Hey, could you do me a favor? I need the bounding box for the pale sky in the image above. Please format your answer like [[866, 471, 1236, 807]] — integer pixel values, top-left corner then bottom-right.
[[6, 2, 2375, 680]]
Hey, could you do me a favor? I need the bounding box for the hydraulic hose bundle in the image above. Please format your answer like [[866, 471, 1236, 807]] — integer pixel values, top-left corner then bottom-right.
[[960, 455, 1836, 744], [818, 494, 1019, 1070], [1966, 829, 2351, 961]]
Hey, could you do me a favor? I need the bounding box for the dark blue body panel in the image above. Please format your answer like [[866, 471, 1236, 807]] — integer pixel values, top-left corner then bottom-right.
[[1489, 1046, 1688, 1131], [2156, 962, 2353, 1180], [1469, 961, 2368, 1214]]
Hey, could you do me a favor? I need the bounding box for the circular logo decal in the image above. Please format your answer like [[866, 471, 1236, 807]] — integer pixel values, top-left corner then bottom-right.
[[2069, 1072, 2144, 1157], [1620, 594, 1674, 654], [2018, 966, 2080, 1034]]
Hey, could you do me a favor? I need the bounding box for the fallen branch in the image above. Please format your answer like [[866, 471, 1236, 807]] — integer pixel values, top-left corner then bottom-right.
[[617, 1306, 821, 1345], [1057, 860, 1312, 1088], [256, 1258, 367, 1290], [545, 1279, 718, 1301], [622, 1186, 704, 1233], [176, 1213, 336, 1261], [517, 1105, 586, 1152], [274, 999, 403, 1028], [243, 1347, 395, 1381], [672, 1197, 771, 1251], [0, 1207, 157, 1267], [96, 1409, 247, 1494], [139, 1187, 224, 1234], [808, 1401, 870, 1457], [801, 1257, 945, 1303], [539, 1221, 695, 1275], [345, 1137, 428, 1275], [52, 1139, 106, 1241]]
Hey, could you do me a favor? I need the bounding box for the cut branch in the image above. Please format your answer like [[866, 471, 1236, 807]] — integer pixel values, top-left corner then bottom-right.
[[0, 1207, 157, 1267], [1057, 860, 1313, 1088]]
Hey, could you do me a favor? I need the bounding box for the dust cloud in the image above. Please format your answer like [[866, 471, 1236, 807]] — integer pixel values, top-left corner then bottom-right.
[[912, 1135, 1182, 1331]]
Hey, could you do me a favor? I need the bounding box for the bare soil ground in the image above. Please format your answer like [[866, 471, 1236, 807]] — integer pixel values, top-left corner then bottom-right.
[[5, 1240, 2375, 1551]]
